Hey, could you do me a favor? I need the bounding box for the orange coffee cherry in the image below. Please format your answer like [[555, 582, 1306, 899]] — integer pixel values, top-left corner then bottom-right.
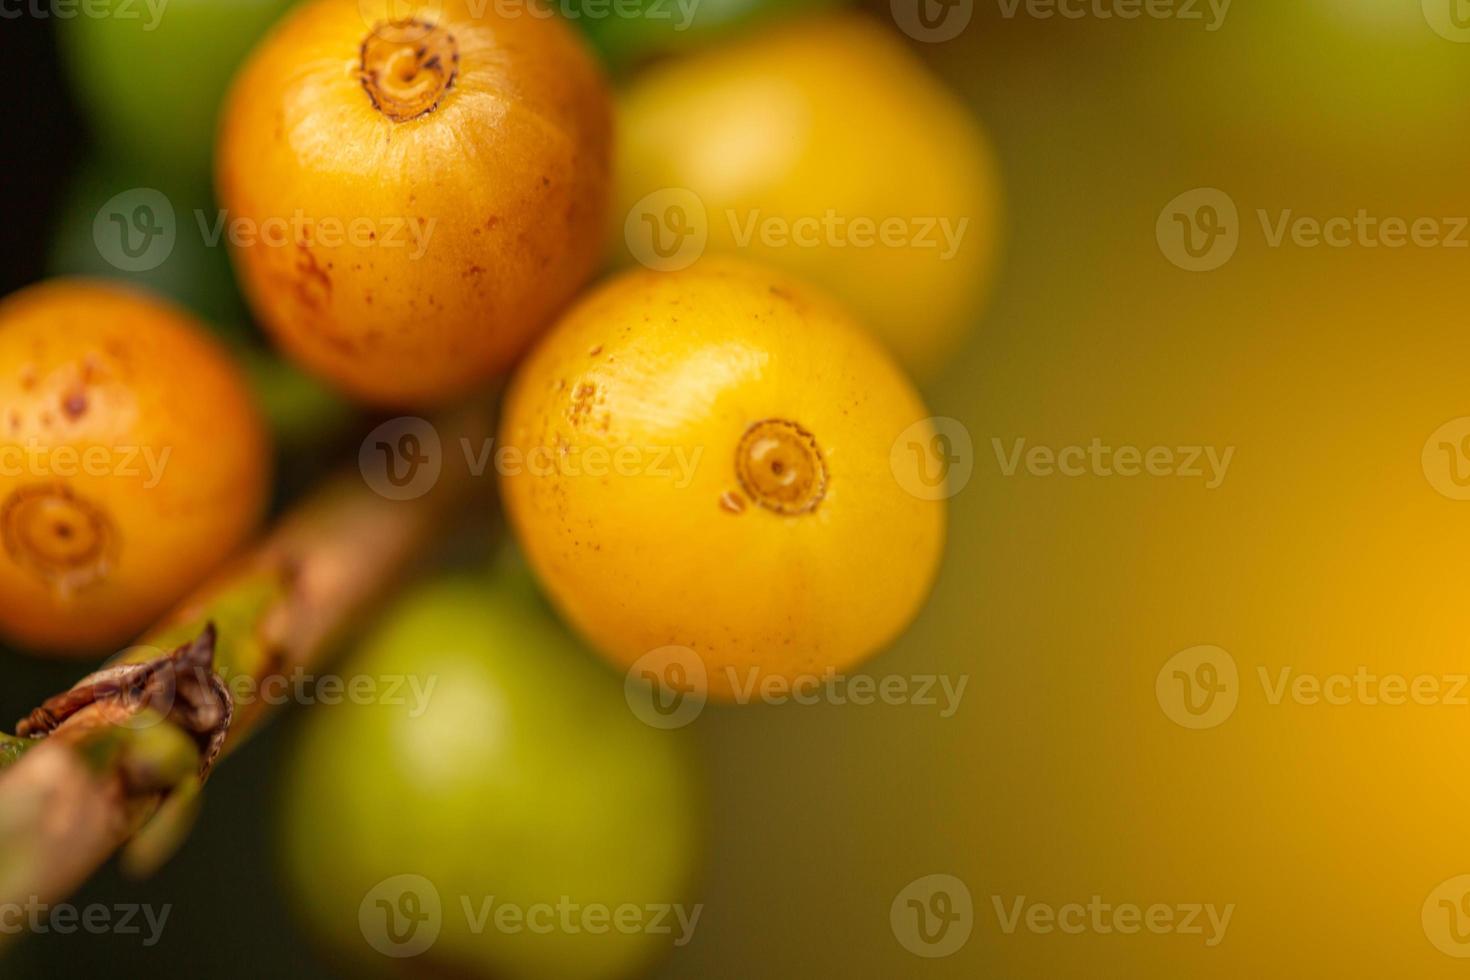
[[217, 0, 613, 406], [0, 280, 270, 655]]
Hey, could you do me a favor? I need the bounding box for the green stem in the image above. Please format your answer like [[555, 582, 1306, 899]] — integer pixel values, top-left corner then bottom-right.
[[0, 735, 38, 770], [0, 400, 494, 918]]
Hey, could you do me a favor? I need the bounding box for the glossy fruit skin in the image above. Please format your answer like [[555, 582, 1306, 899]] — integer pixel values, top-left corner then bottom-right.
[[217, 0, 613, 407], [614, 13, 999, 378], [567, 0, 843, 72], [499, 259, 946, 699], [57, 0, 295, 181], [279, 571, 701, 980], [0, 281, 270, 655]]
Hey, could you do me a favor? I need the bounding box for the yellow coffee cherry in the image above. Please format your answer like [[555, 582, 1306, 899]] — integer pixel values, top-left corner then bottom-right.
[[499, 259, 946, 699], [615, 12, 1000, 378]]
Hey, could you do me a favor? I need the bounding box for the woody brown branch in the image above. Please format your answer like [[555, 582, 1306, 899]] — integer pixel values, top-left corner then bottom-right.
[[0, 401, 493, 926]]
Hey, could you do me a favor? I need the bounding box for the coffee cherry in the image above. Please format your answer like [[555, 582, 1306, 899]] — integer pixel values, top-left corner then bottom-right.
[[0, 280, 270, 655], [279, 570, 701, 979], [217, 0, 613, 406], [499, 259, 946, 699], [615, 13, 999, 378]]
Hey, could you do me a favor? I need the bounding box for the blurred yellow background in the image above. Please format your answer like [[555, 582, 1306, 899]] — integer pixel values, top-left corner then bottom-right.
[[668, 2, 1470, 975]]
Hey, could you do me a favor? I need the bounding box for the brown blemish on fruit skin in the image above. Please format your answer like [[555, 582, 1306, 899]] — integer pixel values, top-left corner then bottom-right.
[[719, 491, 746, 515], [1, 483, 117, 594], [61, 390, 87, 420], [735, 419, 827, 516], [567, 382, 598, 427], [294, 244, 332, 311], [360, 21, 460, 123]]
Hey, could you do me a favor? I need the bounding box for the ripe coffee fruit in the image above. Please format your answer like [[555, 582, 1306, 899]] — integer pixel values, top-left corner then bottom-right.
[[217, 0, 613, 406], [615, 13, 999, 378], [279, 570, 701, 980], [0, 281, 270, 655], [499, 259, 946, 699]]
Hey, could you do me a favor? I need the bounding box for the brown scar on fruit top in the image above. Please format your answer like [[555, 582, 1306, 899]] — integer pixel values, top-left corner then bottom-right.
[[736, 419, 827, 516], [360, 21, 460, 123], [16, 624, 233, 780], [1, 483, 118, 595]]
